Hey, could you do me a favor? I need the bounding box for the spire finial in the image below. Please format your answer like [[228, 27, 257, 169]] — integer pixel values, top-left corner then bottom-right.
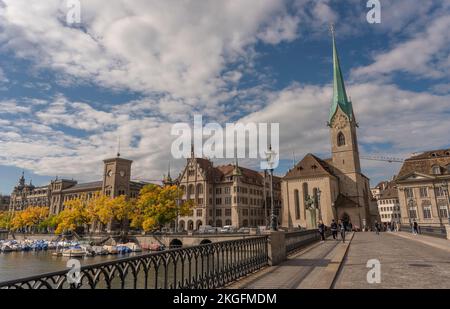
[[117, 137, 121, 157], [168, 161, 171, 178], [191, 142, 195, 159], [329, 23, 335, 37]]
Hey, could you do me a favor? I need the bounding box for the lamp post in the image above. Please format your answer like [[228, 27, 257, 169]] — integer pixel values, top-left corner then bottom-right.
[[317, 189, 322, 221], [265, 145, 277, 231]]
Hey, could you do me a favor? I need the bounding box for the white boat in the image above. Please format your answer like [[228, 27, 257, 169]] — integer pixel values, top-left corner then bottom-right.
[[62, 247, 86, 258], [103, 245, 118, 254], [1, 245, 13, 253], [124, 242, 142, 252], [92, 246, 109, 256]]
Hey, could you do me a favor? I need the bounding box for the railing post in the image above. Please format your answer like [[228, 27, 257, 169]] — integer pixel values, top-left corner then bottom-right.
[[266, 231, 286, 266]]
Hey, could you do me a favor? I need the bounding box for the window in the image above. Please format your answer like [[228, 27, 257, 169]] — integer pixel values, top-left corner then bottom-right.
[[419, 187, 428, 198], [196, 209, 203, 217], [215, 188, 222, 194], [337, 132, 345, 146], [225, 197, 231, 204], [405, 188, 414, 198], [225, 209, 231, 216], [439, 206, 448, 218], [225, 219, 232, 226], [196, 184, 203, 194], [294, 189, 300, 220], [409, 206, 417, 219], [215, 198, 222, 205], [243, 209, 249, 216], [197, 198, 203, 205], [432, 165, 441, 175], [423, 206, 432, 219], [224, 187, 230, 194], [435, 187, 445, 197], [216, 209, 222, 217]]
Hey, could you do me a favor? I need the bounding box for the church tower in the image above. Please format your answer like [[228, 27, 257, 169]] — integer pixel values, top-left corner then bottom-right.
[[328, 29, 361, 175]]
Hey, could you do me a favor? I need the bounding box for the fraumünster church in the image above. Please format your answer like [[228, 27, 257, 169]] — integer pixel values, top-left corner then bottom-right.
[[281, 32, 373, 230]]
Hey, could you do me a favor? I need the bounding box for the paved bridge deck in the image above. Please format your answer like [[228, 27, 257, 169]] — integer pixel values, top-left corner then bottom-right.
[[229, 231, 450, 289]]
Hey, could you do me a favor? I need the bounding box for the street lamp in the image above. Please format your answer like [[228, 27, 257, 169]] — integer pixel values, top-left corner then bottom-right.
[[317, 188, 322, 221], [265, 145, 277, 231]]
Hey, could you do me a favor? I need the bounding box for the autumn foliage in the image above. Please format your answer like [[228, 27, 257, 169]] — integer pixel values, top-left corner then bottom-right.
[[3, 184, 193, 235]]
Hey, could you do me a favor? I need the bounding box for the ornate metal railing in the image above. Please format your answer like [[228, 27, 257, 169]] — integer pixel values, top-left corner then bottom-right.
[[0, 236, 268, 289], [285, 229, 321, 255]]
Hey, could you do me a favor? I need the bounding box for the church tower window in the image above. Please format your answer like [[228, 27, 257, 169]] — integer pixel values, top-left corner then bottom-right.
[[337, 132, 345, 146]]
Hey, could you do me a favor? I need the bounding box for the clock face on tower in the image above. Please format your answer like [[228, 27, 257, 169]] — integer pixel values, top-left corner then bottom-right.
[[120, 170, 125, 177], [335, 114, 347, 129]]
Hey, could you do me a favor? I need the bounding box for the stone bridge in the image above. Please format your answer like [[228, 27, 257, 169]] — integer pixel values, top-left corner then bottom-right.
[[134, 233, 259, 248]]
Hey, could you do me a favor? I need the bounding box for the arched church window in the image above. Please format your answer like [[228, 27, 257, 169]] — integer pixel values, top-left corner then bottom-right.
[[337, 132, 345, 146], [294, 189, 300, 220]]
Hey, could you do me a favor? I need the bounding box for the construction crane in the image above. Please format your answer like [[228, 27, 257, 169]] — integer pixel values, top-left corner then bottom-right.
[[360, 155, 404, 163]]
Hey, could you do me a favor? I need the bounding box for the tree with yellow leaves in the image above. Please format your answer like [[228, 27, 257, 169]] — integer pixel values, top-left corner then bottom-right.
[[10, 207, 49, 233], [89, 194, 135, 235], [0, 211, 14, 230], [131, 184, 193, 232], [55, 197, 91, 234]]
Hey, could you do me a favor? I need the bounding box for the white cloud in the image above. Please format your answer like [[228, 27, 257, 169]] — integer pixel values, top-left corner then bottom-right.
[[0, 0, 302, 106], [352, 14, 450, 80]]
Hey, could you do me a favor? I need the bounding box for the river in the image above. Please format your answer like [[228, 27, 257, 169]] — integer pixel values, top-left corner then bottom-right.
[[0, 251, 147, 282]]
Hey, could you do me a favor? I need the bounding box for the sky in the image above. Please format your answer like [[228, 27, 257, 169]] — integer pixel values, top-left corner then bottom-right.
[[0, 0, 450, 194]]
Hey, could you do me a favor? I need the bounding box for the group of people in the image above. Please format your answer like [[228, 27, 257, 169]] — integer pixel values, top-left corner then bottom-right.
[[318, 219, 347, 243]]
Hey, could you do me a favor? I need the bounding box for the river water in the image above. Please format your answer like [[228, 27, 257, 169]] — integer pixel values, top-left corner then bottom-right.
[[0, 251, 147, 282]]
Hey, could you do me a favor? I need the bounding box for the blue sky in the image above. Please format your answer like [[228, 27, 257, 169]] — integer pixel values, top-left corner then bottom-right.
[[1, 0, 450, 194]]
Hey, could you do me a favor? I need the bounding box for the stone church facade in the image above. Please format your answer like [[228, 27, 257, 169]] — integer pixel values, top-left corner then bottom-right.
[[281, 33, 373, 230]]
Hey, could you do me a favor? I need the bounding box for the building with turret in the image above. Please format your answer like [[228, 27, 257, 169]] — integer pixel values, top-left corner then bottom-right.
[[281, 30, 373, 230], [174, 150, 282, 231], [9, 155, 149, 222]]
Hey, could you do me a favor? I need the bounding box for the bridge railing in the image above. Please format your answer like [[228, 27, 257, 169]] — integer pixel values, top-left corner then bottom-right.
[[285, 229, 321, 255], [0, 236, 268, 289]]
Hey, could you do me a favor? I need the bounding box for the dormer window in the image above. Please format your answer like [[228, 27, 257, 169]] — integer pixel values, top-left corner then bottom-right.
[[337, 132, 345, 146], [432, 165, 441, 175]]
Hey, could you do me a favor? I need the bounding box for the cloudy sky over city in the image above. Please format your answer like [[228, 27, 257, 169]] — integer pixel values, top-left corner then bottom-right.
[[0, 0, 450, 193]]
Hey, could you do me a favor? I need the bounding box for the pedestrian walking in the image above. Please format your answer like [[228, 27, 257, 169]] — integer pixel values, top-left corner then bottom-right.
[[339, 220, 346, 243], [330, 219, 338, 240], [374, 221, 380, 235], [413, 221, 419, 235], [318, 221, 326, 241]]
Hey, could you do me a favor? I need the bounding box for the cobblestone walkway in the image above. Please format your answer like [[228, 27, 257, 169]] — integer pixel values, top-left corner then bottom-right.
[[334, 232, 450, 289]]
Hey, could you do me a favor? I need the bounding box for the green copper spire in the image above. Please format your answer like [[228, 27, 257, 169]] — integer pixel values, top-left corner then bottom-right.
[[329, 26, 353, 123]]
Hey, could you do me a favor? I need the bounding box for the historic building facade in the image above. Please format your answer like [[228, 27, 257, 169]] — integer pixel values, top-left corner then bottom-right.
[[372, 181, 401, 224], [396, 149, 450, 228], [9, 155, 147, 216], [172, 152, 282, 231], [281, 32, 373, 230], [0, 195, 10, 211]]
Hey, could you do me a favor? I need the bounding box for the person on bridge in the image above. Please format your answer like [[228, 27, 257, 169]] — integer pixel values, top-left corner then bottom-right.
[[339, 220, 346, 243], [413, 221, 419, 235], [330, 220, 338, 240], [318, 221, 326, 241], [374, 221, 380, 235]]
